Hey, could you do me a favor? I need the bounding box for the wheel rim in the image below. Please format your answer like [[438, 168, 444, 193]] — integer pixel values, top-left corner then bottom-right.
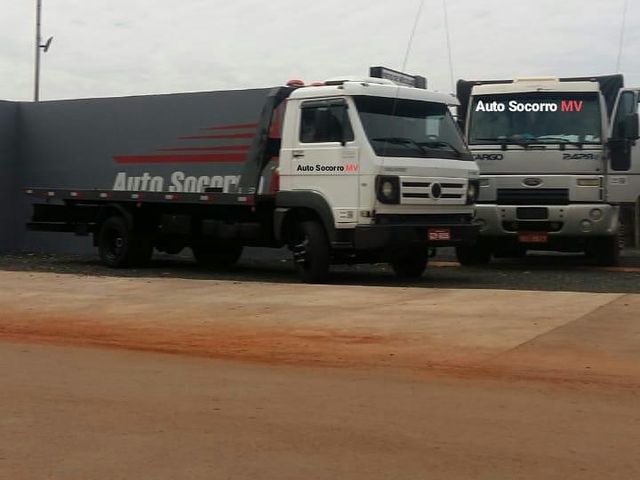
[[104, 228, 124, 262], [291, 238, 310, 266]]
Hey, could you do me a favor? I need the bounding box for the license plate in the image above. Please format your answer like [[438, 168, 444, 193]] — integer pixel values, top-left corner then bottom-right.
[[518, 232, 548, 243], [428, 228, 451, 241]]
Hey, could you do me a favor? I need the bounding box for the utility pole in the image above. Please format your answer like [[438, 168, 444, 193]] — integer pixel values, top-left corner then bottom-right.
[[34, 0, 53, 102]]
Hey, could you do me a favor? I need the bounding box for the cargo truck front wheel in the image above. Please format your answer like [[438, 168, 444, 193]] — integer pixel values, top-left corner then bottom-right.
[[289, 220, 330, 283], [98, 216, 153, 268], [586, 235, 620, 267], [455, 242, 492, 266]]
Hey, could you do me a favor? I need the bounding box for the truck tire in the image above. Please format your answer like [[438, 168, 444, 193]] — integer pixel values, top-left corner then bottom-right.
[[192, 244, 243, 269], [289, 220, 330, 283], [98, 216, 153, 268], [391, 249, 428, 279], [587, 236, 620, 267], [455, 243, 492, 265]]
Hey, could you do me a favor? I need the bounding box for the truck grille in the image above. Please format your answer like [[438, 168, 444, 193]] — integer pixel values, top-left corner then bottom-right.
[[502, 221, 563, 232], [375, 214, 473, 225], [400, 177, 466, 205], [496, 188, 569, 205]]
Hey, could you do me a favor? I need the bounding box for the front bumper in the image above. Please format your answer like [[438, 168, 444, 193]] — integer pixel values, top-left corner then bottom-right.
[[352, 222, 479, 250], [475, 204, 619, 237]]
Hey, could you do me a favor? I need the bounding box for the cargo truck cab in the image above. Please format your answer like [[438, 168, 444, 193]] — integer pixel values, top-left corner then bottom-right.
[[456, 76, 639, 266]]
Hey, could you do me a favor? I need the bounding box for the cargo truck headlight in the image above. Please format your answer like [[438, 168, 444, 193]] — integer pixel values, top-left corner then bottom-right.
[[577, 178, 601, 187], [466, 180, 480, 205], [375, 176, 400, 204]]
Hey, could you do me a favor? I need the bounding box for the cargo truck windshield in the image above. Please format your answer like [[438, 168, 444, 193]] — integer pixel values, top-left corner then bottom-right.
[[354, 96, 472, 160], [468, 92, 601, 146]]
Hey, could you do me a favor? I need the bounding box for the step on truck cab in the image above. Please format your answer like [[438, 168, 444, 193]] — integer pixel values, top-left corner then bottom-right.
[[26, 76, 480, 282], [456, 75, 640, 266]]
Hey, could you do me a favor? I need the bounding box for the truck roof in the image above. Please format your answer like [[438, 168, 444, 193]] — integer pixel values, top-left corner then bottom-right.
[[456, 74, 624, 126], [471, 79, 601, 95], [290, 81, 459, 106]]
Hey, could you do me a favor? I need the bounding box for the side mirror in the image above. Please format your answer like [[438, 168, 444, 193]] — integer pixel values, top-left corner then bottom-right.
[[624, 113, 639, 141]]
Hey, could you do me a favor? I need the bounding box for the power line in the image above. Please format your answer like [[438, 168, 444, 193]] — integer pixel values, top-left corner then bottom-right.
[[401, 0, 426, 72], [442, 0, 454, 92], [616, 0, 628, 73]]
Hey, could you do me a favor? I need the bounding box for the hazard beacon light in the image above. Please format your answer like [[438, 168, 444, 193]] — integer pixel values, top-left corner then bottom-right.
[[286, 79, 305, 87]]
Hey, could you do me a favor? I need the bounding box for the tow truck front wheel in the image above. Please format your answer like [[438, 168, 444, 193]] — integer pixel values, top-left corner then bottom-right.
[[289, 220, 330, 283], [390, 249, 428, 279], [98, 216, 153, 268]]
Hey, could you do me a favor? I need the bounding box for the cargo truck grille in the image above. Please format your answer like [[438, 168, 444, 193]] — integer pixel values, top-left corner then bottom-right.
[[502, 221, 563, 232], [400, 177, 466, 205], [496, 188, 569, 205]]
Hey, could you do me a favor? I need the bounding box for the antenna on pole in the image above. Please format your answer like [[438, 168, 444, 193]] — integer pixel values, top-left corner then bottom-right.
[[615, 0, 628, 73], [34, 0, 53, 102]]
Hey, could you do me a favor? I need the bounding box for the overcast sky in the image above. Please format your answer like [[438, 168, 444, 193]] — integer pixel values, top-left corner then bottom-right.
[[1, 0, 638, 101]]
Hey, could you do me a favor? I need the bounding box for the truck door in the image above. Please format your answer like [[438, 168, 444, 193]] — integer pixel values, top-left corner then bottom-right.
[[290, 98, 360, 225], [607, 89, 640, 203]]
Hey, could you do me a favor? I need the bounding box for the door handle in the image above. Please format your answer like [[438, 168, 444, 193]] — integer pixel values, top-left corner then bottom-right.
[[292, 150, 305, 159]]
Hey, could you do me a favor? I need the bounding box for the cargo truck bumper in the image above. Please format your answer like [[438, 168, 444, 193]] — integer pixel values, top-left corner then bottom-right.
[[352, 223, 479, 250], [474, 204, 620, 238]]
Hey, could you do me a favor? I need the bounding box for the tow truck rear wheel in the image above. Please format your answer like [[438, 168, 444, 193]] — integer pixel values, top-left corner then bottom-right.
[[390, 249, 428, 279], [98, 216, 153, 268], [289, 220, 330, 283], [455, 243, 492, 266], [192, 244, 243, 269]]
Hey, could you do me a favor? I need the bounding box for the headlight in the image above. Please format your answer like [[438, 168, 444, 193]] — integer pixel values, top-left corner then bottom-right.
[[382, 181, 395, 197], [577, 178, 601, 187], [466, 179, 480, 205], [375, 176, 400, 204]]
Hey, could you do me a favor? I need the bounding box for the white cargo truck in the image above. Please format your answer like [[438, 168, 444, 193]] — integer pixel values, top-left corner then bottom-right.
[[456, 75, 639, 265], [25, 75, 480, 282]]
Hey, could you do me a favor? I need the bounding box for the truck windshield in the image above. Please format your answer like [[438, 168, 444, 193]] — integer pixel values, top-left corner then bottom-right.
[[468, 92, 601, 145], [354, 96, 472, 160]]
